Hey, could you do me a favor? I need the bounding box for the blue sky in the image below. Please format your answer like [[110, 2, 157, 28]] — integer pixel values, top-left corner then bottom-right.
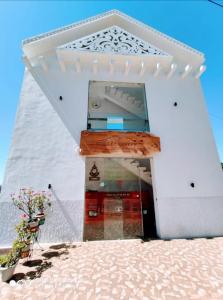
[[0, 1, 223, 183]]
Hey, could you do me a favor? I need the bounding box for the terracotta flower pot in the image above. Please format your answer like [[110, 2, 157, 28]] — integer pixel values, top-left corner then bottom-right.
[[28, 221, 39, 232], [21, 245, 31, 258]]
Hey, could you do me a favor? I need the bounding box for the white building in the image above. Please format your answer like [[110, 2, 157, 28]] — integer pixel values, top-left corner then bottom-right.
[[1, 10, 223, 246]]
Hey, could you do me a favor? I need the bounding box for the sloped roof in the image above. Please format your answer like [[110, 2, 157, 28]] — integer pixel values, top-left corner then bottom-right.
[[23, 10, 202, 56], [22, 10, 204, 67]]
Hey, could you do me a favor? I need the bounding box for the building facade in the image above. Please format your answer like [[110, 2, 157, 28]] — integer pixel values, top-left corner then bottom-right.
[[1, 10, 223, 246]]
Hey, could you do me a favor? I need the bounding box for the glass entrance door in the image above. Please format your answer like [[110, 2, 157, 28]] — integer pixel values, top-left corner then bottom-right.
[[104, 195, 124, 240], [84, 158, 156, 241]]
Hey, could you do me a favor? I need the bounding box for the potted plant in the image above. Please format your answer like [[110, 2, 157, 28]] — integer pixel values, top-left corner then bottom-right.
[[15, 219, 32, 252], [0, 249, 19, 282], [34, 191, 51, 226], [28, 219, 39, 232], [12, 188, 51, 233], [8, 188, 52, 264], [20, 244, 31, 259], [11, 188, 51, 223], [0, 188, 52, 282], [15, 219, 35, 258], [16, 219, 30, 239], [35, 193, 51, 212], [11, 188, 36, 221], [12, 239, 31, 259]]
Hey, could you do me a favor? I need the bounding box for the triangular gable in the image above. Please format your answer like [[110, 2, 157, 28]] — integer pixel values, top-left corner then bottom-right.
[[22, 10, 204, 68], [59, 25, 169, 56]]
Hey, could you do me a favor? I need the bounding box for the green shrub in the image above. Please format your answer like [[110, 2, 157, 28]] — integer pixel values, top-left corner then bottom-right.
[[0, 250, 19, 268], [16, 219, 31, 243], [0, 255, 8, 267], [12, 239, 28, 253]]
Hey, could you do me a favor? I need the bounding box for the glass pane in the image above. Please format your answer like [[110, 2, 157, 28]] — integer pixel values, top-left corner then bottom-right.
[[88, 81, 149, 131], [104, 195, 124, 240], [107, 116, 124, 130], [84, 158, 157, 241]]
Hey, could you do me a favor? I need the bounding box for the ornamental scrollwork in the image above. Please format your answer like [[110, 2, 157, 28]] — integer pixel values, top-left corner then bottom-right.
[[61, 26, 167, 56]]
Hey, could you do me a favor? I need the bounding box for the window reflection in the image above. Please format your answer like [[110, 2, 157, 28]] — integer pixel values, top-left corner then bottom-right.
[[84, 158, 154, 241], [88, 81, 149, 131]]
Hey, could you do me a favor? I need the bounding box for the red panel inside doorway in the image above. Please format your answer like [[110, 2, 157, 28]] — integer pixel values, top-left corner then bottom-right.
[[84, 191, 148, 240]]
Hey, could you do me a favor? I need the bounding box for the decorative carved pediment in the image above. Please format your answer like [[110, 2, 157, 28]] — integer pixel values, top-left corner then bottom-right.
[[80, 131, 160, 157], [60, 26, 168, 56]]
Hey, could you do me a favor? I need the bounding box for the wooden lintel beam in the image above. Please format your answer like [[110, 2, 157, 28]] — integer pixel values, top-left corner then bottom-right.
[[79, 131, 161, 158]]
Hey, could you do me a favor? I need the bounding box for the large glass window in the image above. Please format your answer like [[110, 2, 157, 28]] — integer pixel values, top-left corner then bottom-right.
[[84, 158, 156, 241], [87, 81, 149, 131]]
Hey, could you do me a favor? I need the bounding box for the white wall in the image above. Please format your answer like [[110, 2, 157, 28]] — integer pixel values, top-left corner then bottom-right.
[[0, 70, 85, 247], [29, 56, 223, 239], [1, 58, 223, 245], [147, 76, 223, 238]]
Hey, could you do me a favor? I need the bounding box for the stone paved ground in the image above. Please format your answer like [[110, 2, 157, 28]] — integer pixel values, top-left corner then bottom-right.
[[1, 238, 223, 299]]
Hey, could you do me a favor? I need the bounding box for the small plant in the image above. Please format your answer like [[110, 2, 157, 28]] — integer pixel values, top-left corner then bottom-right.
[[11, 189, 36, 220], [11, 188, 51, 221], [12, 239, 28, 253], [34, 193, 51, 213], [16, 219, 31, 242], [0, 239, 28, 268], [0, 250, 20, 282], [11, 188, 52, 246], [12, 239, 31, 259], [0, 250, 19, 268], [0, 255, 10, 268], [0, 188, 52, 282], [0, 240, 26, 268]]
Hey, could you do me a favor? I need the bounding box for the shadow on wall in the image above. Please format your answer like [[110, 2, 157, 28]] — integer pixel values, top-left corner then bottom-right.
[[0, 203, 21, 247], [50, 188, 79, 241], [0, 188, 83, 246]]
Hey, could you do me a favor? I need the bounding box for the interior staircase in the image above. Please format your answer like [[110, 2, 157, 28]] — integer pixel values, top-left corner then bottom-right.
[[112, 158, 152, 184], [103, 86, 144, 118]]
